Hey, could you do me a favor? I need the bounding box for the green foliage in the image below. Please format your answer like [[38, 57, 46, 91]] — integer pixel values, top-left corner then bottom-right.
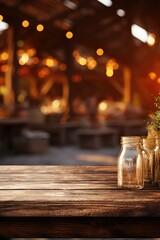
[[153, 95, 160, 132], [147, 94, 160, 137]]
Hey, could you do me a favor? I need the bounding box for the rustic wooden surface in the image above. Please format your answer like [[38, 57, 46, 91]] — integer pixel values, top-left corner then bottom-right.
[[0, 165, 160, 237]]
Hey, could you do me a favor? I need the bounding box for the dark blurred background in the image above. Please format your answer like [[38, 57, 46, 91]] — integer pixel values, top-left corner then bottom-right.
[[0, 0, 159, 163]]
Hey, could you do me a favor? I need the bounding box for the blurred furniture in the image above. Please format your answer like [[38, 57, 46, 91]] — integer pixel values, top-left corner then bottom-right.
[[0, 117, 28, 153], [77, 127, 119, 149], [13, 130, 49, 154], [106, 119, 147, 138], [0, 165, 159, 237], [29, 121, 80, 146]]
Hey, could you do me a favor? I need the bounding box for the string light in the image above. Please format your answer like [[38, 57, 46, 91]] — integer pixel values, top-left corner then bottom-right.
[[19, 53, 29, 65], [87, 57, 97, 70], [105, 58, 119, 77], [116, 9, 125, 17], [149, 72, 156, 80], [97, 0, 112, 7], [22, 20, 29, 28], [0, 21, 9, 31], [37, 24, 44, 32], [96, 48, 104, 56], [157, 78, 160, 84], [98, 101, 108, 112], [0, 15, 3, 22], [66, 31, 73, 39], [78, 57, 87, 66], [147, 33, 156, 46], [27, 48, 36, 56], [148, 72, 157, 80], [1, 52, 8, 61], [32, 57, 39, 64], [106, 66, 113, 77], [59, 63, 67, 71]]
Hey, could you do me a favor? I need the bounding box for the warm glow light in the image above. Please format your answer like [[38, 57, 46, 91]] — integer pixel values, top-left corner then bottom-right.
[[64, 0, 77, 9], [17, 40, 24, 48], [106, 58, 119, 71], [148, 72, 157, 80], [78, 57, 87, 66], [38, 67, 50, 78], [147, 33, 156, 46], [41, 99, 65, 115], [98, 102, 108, 112], [27, 48, 36, 56], [1, 52, 8, 61], [52, 99, 60, 108], [97, 0, 112, 7], [18, 94, 25, 103], [113, 62, 119, 69], [72, 74, 81, 82], [46, 59, 54, 67], [106, 66, 113, 77], [96, 48, 104, 56], [32, 57, 39, 64], [73, 50, 79, 57], [19, 53, 29, 65], [105, 58, 119, 77], [116, 9, 125, 17], [157, 78, 160, 84], [0, 86, 7, 95], [1, 64, 8, 72], [0, 15, 3, 22], [43, 57, 58, 67], [17, 49, 24, 56], [59, 63, 67, 71], [87, 57, 97, 70], [131, 24, 148, 43], [108, 58, 119, 69], [66, 31, 73, 39], [22, 20, 29, 28], [132, 24, 156, 46], [37, 24, 44, 32], [0, 21, 9, 31]]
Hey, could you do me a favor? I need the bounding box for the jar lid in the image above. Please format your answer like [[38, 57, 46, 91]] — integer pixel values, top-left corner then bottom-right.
[[121, 136, 141, 144]]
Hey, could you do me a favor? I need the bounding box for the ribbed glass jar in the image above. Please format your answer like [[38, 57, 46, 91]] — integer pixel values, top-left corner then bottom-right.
[[154, 138, 160, 185], [118, 136, 144, 189], [142, 137, 155, 183]]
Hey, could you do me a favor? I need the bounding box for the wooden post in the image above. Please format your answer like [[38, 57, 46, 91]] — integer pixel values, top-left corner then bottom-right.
[[4, 24, 19, 112], [62, 77, 69, 120], [4, 26, 15, 110], [12, 25, 19, 109], [123, 66, 131, 104], [64, 38, 74, 120]]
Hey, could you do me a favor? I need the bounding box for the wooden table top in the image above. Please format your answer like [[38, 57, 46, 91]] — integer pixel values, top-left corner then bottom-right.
[[0, 165, 160, 218]]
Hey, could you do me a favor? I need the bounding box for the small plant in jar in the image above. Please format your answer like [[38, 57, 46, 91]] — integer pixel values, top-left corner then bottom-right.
[[145, 94, 160, 184], [147, 94, 160, 138]]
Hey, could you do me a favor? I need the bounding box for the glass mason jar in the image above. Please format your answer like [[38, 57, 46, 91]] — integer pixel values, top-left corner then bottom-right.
[[154, 138, 160, 185], [142, 137, 155, 183], [118, 136, 144, 189]]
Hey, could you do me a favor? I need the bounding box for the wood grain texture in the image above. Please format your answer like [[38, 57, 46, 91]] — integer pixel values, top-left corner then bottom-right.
[[0, 165, 160, 237], [0, 165, 159, 217]]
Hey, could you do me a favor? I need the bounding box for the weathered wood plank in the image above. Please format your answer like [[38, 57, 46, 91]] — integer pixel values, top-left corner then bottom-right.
[[0, 165, 160, 237], [0, 181, 117, 189], [0, 189, 160, 217], [0, 173, 117, 181], [0, 165, 117, 174], [1, 188, 159, 200]]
